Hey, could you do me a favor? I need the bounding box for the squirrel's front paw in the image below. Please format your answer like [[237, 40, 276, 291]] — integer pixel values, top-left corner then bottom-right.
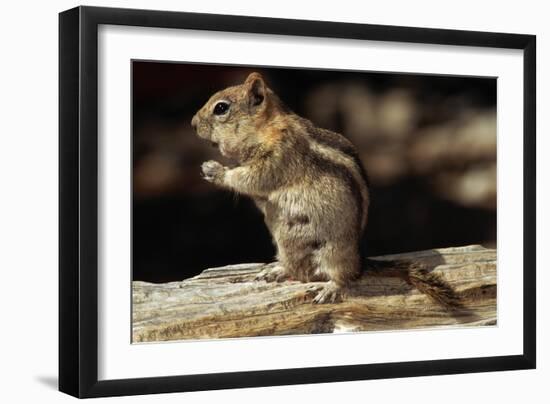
[[201, 160, 225, 183]]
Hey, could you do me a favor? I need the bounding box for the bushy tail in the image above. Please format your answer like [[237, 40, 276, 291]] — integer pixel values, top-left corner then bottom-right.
[[364, 258, 461, 310]]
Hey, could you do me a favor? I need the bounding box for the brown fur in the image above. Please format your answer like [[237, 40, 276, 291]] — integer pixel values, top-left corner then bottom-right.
[[192, 72, 459, 307]]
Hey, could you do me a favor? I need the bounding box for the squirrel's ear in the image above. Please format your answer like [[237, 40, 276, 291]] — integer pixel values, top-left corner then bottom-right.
[[243, 72, 266, 111]]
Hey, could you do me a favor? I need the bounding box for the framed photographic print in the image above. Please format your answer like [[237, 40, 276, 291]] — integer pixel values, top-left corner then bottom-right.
[[59, 6, 536, 398]]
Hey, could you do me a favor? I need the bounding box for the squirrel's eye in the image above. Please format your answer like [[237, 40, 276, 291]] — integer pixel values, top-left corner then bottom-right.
[[213, 101, 230, 116]]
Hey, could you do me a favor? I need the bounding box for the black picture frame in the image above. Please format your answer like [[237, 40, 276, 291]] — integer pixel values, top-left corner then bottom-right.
[[59, 5, 536, 398]]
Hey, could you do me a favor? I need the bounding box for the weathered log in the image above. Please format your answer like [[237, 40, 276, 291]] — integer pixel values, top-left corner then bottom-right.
[[132, 245, 496, 342]]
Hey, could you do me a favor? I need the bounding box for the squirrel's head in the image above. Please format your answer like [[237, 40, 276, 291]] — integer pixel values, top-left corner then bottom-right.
[[191, 72, 285, 162]]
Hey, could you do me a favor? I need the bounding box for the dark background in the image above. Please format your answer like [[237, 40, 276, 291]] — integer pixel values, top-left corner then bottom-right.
[[132, 61, 496, 283]]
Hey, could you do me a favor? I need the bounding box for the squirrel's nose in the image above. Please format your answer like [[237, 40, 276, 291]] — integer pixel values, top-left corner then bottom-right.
[[191, 114, 199, 131]]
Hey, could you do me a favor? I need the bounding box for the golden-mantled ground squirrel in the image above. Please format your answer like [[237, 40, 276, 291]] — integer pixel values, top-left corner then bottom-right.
[[192, 72, 459, 307]]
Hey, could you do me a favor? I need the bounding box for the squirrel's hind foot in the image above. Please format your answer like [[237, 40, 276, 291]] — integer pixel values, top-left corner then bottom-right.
[[255, 263, 290, 283], [308, 281, 344, 304]]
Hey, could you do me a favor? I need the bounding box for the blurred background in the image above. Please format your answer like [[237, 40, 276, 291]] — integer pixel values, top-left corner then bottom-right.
[[132, 61, 496, 283]]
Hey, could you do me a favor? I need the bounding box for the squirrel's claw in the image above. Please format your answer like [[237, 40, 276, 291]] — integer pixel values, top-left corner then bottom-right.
[[309, 282, 343, 304], [255, 264, 289, 283]]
